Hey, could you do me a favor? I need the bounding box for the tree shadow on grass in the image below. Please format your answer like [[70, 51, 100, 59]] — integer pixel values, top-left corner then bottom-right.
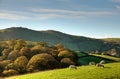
[[104, 67, 111, 69]]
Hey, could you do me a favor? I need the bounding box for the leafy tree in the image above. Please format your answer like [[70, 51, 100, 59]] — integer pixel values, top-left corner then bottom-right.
[[0, 60, 12, 71], [14, 39, 27, 50], [7, 50, 21, 61], [2, 69, 19, 76], [20, 47, 31, 59], [5, 63, 17, 70], [31, 44, 48, 57], [36, 42, 48, 47], [6, 40, 16, 49], [61, 58, 75, 67], [14, 56, 28, 73], [2, 48, 12, 59], [55, 43, 65, 51], [27, 53, 59, 72], [58, 50, 74, 59], [48, 47, 59, 58], [108, 49, 117, 56]]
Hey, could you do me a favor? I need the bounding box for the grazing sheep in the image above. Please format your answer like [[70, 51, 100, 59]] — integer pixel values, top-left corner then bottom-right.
[[96, 63, 104, 68], [89, 62, 96, 65], [69, 65, 77, 69], [99, 60, 105, 64]]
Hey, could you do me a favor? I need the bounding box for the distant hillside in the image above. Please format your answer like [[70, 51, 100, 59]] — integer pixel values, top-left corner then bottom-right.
[[0, 27, 120, 53], [102, 38, 120, 44]]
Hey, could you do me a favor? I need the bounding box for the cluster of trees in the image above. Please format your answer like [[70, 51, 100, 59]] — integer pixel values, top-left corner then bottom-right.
[[90, 49, 120, 57], [0, 39, 78, 77]]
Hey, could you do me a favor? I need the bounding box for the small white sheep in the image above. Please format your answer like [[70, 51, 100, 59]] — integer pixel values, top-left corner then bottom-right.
[[69, 65, 77, 69], [89, 62, 96, 65], [99, 60, 105, 64], [96, 63, 104, 68]]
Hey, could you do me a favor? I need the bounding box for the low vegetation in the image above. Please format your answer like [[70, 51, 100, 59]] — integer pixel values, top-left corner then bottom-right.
[[0, 39, 78, 77], [91, 54, 120, 62], [0, 37, 120, 78], [6, 62, 120, 79]]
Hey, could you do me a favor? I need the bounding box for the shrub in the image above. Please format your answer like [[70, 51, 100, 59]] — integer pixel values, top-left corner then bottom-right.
[[0, 56, 4, 61], [14, 56, 28, 73], [58, 50, 75, 59], [55, 44, 65, 52], [27, 53, 59, 72], [5, 63, 17, 70], [48, 47, 59, 58], [6, 40, 16, 49], [14, 39, 27, 50], [2, 48, 12, 59], [20, 47, 31, 59], [0, 60, 13, 73], [7, 50, 21, 61], [0, 60, 12, 69], [2, 69, 19, 76], [61, 58, 75, 67], [31, 45, 48, 54]]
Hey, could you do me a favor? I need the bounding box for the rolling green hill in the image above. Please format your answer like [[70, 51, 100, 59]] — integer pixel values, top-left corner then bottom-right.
[[0, 27, 120, 53], [6, 62, 120, 79], [77, 52, 120, 65], [103, 38, 120, 44]]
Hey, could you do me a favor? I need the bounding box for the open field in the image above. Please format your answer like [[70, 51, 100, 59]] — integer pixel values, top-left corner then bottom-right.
[[6, 62, 120, 79], [91, 54, 120, 62]]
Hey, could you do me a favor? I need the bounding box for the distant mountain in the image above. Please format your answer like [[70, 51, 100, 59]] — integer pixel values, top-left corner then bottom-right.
[[0, 27, 120, 53]]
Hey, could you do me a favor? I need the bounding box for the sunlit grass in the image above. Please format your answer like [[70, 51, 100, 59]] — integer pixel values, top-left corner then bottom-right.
[[6, 62, 120, 79], [91, 54, 120, 62]]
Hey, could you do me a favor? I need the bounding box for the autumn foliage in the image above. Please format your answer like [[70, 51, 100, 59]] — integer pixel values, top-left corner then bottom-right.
[[0, 39, 78, 77]]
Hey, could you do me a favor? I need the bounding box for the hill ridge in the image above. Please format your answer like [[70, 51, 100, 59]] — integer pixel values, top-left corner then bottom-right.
[[0, 27, 120, 53]]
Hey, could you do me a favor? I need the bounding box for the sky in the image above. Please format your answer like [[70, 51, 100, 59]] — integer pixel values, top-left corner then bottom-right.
[[0, 0, 120, 38]]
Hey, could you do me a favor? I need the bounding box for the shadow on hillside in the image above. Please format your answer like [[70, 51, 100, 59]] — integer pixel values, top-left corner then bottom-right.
[[104, 67, 111, 69]]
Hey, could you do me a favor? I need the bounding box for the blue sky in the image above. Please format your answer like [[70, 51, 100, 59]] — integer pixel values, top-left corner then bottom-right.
[[0, 0, 120, 38]]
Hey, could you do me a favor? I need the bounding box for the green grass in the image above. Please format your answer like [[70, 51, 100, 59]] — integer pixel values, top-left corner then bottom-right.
[[75, 51, 87, 57], [102, 38, 120, 44], [91, 54, 120, 62], [6, 62, 120, 79], [77, 54, 120, 65], [78, 55, 113, 65]]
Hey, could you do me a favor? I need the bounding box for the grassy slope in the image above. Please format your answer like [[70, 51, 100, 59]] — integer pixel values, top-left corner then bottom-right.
[[6, 62, 120, 79], [78, 55, 113, 65], [102, 38, 120, 44], [91, 54, 120, 62], [77, 53, 120, 65]]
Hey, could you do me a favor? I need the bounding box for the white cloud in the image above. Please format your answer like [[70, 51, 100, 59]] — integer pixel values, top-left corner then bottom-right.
[[103, 35, 112, 38], [0, 12, 29, 20], [116, 5, 120, 10], [31, 8, 115, 15], [0, 8, 117, 20], [55, 0, 71, 1], [112, 0, 120, 2]]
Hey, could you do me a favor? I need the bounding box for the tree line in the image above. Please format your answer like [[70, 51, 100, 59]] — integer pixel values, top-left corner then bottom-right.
[[0, 39, 78, 77]]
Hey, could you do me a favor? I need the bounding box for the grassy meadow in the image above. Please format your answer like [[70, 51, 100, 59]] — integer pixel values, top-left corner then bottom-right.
[[6, 62, 120, 79]]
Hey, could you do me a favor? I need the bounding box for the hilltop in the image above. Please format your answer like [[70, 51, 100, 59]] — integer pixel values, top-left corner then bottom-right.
[[0, 27, 120, 53]]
